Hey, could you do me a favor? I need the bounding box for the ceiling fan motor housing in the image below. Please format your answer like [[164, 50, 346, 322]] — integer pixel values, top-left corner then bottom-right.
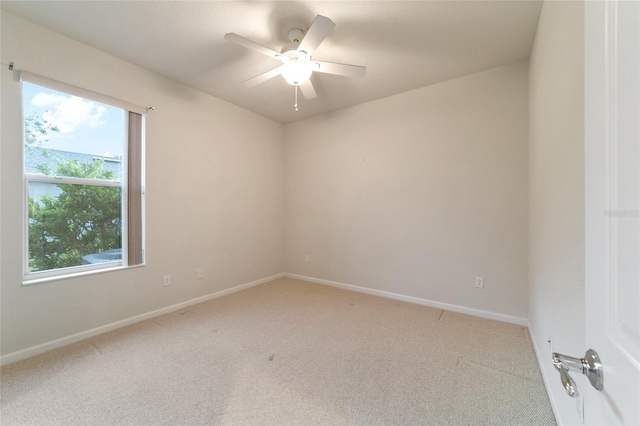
[[281, 48, 309, 61]]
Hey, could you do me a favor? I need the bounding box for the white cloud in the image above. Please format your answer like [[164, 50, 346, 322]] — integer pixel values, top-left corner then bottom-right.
[[31, 92, 107, 135]]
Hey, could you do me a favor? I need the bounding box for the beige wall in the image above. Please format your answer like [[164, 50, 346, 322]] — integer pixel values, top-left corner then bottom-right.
[[0, 11, 285, 356], [284, 61, 530, 319], [528, 1, 585, 424], [2, 11, 587, 411]]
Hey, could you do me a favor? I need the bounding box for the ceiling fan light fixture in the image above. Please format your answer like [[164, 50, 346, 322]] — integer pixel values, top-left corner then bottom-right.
[[281, 61, 312, 86], [226, 14, 366, 102]]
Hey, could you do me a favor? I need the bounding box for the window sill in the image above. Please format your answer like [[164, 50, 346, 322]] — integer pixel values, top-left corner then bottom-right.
[[22, 263, 145, 286]]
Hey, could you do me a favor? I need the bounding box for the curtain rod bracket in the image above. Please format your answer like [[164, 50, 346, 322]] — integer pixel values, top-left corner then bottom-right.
[[9, 62, 14, 71], [147, 106, 155, 112]]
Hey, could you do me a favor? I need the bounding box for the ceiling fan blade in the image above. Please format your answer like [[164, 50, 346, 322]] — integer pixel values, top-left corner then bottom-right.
[[297, 15, 335, 56], [225, 33, 284, 61], [241, 67, 283, 88], [313, 61, 366, 78], [299, 79, 317, 100]]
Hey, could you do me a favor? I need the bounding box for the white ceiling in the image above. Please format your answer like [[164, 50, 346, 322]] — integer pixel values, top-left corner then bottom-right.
[[1, 1, 542, 124]]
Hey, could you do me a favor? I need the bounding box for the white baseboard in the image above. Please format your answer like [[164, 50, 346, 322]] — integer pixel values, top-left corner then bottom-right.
[[528, 323, 564, 425], [284, 272, 529, 327], [0, 273, 284, 366]]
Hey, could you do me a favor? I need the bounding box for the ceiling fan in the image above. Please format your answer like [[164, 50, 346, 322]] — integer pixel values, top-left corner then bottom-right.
[[225, 15, 366, 110]]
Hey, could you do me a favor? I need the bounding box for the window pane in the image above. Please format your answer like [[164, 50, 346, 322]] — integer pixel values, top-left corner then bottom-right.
[[23, 80, 130, 277], [28, 181, 122, 273], [23, 82, 125, 181]]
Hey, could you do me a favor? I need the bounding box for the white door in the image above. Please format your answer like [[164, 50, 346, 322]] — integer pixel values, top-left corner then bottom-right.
[[584, 0, 640, 424]]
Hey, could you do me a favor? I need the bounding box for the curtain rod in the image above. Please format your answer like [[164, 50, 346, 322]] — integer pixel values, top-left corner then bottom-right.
[[4, 63, 155, 113]]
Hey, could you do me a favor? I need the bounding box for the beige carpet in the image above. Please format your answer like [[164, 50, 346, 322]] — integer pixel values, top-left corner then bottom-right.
[[0, 277, 556, 425]]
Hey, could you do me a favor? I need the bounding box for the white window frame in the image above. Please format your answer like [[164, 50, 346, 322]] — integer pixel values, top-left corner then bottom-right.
[[21, 72, 146, 284]]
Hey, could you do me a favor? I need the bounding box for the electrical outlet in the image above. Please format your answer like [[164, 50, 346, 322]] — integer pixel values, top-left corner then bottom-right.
[[197, 269, 204, 279], [163, 275, 171, 286], [474, 277, 484, 288], [304, 255, 310, 263]]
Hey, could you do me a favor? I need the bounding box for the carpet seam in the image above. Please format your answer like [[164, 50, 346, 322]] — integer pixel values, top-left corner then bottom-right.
[[459, 358, 543, 385]]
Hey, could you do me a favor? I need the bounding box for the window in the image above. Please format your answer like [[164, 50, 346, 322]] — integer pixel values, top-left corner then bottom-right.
[[22, 72, 145, 282]]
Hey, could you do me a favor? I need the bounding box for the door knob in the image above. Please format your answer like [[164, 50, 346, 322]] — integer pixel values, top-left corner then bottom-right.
[[552, 349, 604, 397]]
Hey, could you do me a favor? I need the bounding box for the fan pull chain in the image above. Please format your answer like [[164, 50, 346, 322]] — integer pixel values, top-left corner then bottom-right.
[[294, 86, 299, 112]]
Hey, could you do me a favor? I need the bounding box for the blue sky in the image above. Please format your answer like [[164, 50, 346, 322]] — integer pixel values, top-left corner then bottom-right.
[[23, 82, 125, 158]]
